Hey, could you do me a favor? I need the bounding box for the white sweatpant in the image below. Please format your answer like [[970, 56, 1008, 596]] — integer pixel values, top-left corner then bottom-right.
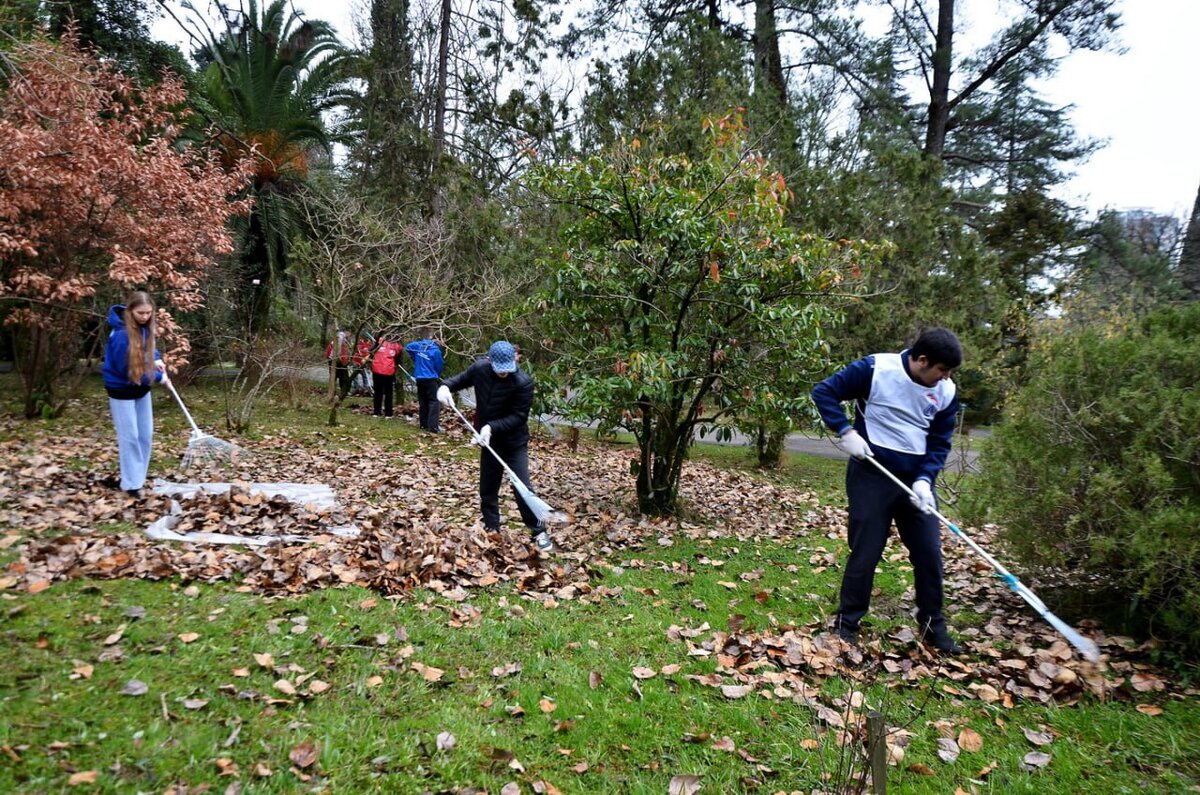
[[109, 393, 154, 491]]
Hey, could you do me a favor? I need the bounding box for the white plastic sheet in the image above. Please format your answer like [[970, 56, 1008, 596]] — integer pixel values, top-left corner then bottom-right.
[[145, 479, 360, 545]]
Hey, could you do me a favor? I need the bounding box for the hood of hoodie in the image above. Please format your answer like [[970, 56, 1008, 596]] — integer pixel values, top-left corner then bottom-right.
[[107, 305, 127, 330]]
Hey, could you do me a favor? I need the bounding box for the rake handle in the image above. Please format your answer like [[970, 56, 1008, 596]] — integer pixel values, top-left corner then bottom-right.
[[448, 402, 523, 483], [166, 382, 204, 436]]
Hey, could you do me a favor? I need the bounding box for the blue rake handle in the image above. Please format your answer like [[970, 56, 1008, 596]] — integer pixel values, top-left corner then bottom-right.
[[863, 455, 1100, 662]]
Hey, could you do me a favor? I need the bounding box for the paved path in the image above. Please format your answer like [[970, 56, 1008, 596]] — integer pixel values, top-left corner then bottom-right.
[[690, 425, 985, 471], [252, 365, 985, 470]]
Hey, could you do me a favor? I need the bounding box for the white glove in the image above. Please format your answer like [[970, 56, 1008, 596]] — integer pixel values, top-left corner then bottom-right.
[[436, 385, 453, 408], [155, 359, 167, 372], [839, 429, 873, 460], [159, 372, 172, 388], [477, 424, 492, 446], [910, 479, 936, 514]]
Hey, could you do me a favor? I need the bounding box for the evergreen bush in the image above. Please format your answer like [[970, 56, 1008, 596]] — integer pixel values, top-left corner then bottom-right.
[[963, 304, 1200, 653]]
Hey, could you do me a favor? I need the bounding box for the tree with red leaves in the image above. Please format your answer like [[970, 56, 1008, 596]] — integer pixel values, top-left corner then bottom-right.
[[0, 34, 254, 418]]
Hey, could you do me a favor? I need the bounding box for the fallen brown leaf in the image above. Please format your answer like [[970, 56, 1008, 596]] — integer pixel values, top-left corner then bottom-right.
[[669, 774, 702, 795], [67, 771, 98, 786], [289, 740, 320, 769]]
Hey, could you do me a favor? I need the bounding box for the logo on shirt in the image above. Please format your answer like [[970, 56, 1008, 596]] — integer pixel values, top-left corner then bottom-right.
[[923, 393, 939, 419]]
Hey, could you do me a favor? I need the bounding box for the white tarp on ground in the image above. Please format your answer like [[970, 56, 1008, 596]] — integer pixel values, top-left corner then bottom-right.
[[145, 479, 360, 545]]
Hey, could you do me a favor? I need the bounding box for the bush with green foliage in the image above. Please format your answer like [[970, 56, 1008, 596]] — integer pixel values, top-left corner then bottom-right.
[[527, 113, 885, 515], [964, 305, 1200, 652]]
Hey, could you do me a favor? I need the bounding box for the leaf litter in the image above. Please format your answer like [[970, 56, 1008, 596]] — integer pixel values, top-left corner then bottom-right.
[[0, 415, 1187, 729]]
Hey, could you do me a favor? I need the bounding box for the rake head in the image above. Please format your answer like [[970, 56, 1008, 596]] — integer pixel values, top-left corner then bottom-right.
[[181, 430, 245, 469]]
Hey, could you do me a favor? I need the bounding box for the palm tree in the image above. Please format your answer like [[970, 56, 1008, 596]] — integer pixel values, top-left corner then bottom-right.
[[186, 0, 353, 331]]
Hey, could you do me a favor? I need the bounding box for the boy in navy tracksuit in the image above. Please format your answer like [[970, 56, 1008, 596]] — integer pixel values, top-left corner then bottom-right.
[[811, 328, 964, 654]]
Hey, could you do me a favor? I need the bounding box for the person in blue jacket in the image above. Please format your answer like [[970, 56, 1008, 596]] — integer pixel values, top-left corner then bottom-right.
[[405, 333, 445, 432], [102, 291, 170, 498], [811, 327, 964, 654], [437, 340, 553, 554]]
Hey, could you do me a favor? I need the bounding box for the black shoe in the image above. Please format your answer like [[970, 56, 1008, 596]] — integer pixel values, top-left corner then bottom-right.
[[124, 488, 142, 499], [833, 617, 859, 644], [922, 628, 963, 655]]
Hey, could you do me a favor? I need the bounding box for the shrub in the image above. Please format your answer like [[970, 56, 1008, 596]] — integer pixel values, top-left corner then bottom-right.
[[963, 304, 1200, 653]]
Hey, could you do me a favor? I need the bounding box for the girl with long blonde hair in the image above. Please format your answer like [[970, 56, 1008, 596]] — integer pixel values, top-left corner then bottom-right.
[[101, 291, 171, 497]]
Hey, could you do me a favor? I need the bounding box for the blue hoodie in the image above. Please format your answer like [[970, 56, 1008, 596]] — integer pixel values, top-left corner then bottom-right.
[[102, 305, 162, 398], [404, 338, 444, 380]]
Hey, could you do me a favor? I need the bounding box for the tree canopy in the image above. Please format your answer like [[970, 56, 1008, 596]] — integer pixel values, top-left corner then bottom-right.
[[528, 113, 886, 514], [0, 33, 252, 418]]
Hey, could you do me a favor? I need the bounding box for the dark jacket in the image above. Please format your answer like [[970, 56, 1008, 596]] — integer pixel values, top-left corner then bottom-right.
[[443, 359, 533, 446], [102, 305, 162, 399]]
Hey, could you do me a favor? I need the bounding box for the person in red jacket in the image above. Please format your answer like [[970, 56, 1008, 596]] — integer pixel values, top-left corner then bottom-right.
[[370, 333, 404, 417], [351, 334, 374, 394]]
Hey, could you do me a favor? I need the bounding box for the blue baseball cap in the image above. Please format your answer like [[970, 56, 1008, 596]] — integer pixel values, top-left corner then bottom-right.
[[488, 340, 517, 373]]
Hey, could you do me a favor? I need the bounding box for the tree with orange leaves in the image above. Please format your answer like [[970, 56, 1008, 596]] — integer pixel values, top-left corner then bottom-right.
[[0, 34, 254, 418]]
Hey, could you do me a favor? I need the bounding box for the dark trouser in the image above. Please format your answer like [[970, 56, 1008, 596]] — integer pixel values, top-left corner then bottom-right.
[[372, 373, 395, 416], [416, 379, 440, 431], [332, 363, 350, 394], [480, 441, 538, 534], [837, 457, 946, 635]]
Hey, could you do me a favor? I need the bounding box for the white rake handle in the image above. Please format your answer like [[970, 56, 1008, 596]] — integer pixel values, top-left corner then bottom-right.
[[863, 454, 1101, 662], [166, 382, 206, 436], [448, 402, 523, 484]]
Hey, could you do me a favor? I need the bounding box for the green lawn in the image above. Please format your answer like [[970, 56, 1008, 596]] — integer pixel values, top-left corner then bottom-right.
[[0, 374, 1196, 794]]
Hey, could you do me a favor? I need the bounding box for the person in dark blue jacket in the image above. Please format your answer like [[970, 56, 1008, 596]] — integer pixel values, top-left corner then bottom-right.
[[811, 328, 964, 654], [437, 340, 553, 553], [405, 333, 445, 432], [102, 291, 170, 498]]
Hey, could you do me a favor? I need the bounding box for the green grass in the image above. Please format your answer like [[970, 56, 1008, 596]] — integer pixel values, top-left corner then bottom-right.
[[687, 439, 847, 504], [1, 373, 1198, 793]]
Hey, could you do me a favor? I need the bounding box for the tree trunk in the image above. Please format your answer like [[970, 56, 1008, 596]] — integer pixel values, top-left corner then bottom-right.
[[428, 0, 452, 215], [1179, 182, 1200, 300], [755, 424, 785, 469], [753, 0, 787, 108], [245, 208, 272, 334], [923, 0, 955, 158], [706, 0, 720, 30], [432, 0, 451, 173], [15, 324, 52, 419], [636, 421, 690, 515], [12, 316, 91, 420]]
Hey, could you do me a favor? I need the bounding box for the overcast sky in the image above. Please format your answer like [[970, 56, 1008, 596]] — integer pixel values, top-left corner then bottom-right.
[[154, 0, 1200, 220], [1039, 0, 1200, 218]]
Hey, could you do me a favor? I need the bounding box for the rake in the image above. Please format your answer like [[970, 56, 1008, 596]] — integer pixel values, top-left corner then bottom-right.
[[447, 402, 566, 528], [166, 382, 245, 469], [864, 455, 1100, 662]]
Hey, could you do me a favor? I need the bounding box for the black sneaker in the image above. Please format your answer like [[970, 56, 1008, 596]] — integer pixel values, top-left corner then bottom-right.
[[124, 488, 142, 499], [833, 618, 859, 644], [922, 628, 963, 655]]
